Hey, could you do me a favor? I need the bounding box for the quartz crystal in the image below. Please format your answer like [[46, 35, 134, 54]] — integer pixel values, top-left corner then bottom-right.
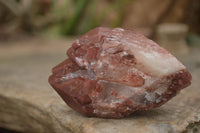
[[49, 27, 192, 118]]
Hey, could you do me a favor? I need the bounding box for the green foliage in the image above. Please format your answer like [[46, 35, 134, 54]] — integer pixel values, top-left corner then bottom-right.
[[74, 0, 133, 35], [0, 0, 133, 36], [62, 0, 90, 35]]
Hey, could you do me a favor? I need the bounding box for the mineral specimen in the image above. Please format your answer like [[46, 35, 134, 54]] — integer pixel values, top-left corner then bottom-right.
[[49, 27, 192, 118]]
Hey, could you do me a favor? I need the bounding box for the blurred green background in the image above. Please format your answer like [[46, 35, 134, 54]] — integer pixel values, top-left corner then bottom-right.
[[0, 0, 200, 41]]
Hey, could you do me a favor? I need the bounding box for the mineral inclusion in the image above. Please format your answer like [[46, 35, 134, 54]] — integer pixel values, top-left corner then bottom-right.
[[49, 27, 192, 118]]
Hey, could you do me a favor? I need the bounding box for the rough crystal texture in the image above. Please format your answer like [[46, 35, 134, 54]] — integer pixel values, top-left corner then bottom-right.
[[48, 27, 192, 118]]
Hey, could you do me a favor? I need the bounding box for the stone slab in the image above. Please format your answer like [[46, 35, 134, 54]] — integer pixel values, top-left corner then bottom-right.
[[0, 38, 200, 133]]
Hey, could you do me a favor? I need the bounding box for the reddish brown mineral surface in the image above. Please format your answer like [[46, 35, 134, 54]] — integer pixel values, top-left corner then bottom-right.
[[48, 27, 192, 118]]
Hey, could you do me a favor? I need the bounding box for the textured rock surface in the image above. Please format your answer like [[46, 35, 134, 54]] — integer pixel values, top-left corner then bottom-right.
[[49, 27, 191, 118], [0, 39, 199, 133]]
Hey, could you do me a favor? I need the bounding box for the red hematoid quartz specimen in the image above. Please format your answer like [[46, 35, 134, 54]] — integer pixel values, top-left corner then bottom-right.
[[49, 27, 192, 118]]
